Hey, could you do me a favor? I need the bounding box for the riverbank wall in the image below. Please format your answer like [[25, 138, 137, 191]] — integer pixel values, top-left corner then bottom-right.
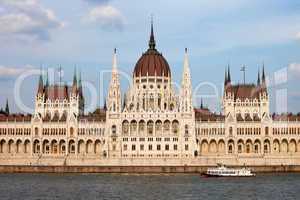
[[0, 165, 300, 173], [1, 155, 300, 173]]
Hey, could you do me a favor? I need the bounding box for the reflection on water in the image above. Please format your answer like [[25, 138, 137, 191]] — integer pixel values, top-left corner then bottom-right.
[[0, 173, 299, 200]]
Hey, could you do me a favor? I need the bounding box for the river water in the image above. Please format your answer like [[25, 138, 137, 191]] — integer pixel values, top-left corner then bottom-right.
[[0, 173, 299, 200]]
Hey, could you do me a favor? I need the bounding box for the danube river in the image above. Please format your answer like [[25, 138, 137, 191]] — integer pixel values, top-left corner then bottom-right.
[[0, 173, 299, 200]]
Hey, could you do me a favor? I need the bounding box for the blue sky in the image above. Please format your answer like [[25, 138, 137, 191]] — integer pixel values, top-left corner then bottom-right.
[[0, 0, 300, 114]]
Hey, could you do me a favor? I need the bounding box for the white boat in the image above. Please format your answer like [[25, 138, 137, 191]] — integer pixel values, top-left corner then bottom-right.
[[202, 164, 255, 177]]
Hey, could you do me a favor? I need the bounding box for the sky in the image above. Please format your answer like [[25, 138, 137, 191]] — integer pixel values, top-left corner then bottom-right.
[[0, 0, 300, 114]]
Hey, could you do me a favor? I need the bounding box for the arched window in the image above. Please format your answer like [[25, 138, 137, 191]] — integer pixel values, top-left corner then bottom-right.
[[228, 145, 233, 154], [34, 127, 39, 136], [70, 127, 74, 136], [265, 127, 269, 135], [112, 125, 117, 135], [229, 127, 233, 135], [185, 124, 189, 135]]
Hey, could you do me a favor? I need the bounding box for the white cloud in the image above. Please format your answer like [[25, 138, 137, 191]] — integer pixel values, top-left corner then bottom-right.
[[83, 0, 110, 4], [289, 63, 300, 73], [84, 5, 125, 31], [0, 0, 64, 41], [0, 65, 38, 77], [296, 32, 300, 40], [288, 63, 300, 79]]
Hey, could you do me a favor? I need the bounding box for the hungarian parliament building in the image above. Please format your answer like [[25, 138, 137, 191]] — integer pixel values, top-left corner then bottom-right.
[[0, 24, 300, 167]]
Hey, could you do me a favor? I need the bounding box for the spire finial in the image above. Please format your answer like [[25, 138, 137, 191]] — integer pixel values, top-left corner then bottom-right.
[[149, 15, 156, 50], [262, 62, 266, 84], [200, 98, 203, 109], [112, 48, 117, 71], [38, 66, 44, 93], [73, 65, 77, 85], [5, 98, 9, 115], [45, 69, 49, 87], [257, 69, 261, 85], [224, 67, 228, 85], [227, 65, 231, 83]]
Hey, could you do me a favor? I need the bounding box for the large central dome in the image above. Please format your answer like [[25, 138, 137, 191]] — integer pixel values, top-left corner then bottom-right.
[[133, 23, 171, 78]]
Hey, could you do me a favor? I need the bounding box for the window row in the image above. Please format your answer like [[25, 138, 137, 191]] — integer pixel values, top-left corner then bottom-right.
[[0, 128, 31, 136]]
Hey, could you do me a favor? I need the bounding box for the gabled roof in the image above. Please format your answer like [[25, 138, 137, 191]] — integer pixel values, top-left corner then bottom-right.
[[79, 108, 106, 122], [0, 114, 32, 122], [194, 108, 224, 122], [272, 113, 300, 121]]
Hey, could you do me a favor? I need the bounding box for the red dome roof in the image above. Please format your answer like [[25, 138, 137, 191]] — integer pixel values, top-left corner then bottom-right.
[[133, 21, 171, 78], [134, 49, 170, 77]]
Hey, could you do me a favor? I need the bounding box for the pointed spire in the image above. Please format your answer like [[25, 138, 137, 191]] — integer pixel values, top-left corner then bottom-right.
[[262, 62, 266, 84], [45, 69, 49, 87], [200, 98, 203, 109], [38, 68, 44, 94], [72, 66, 78, 94], [78, 69, 83, 97], [224, 67, 228, 85], [183, 48, 190, 76], [103, 98, 107, 111], [112, 48, 118, 72], [148, 16, 156, 50], [181, 47, 191, 87], [73, 66, 77, 85], [227, 65, 231, 83], [257, 69, 261, 85], [5, 99, 9, 115]]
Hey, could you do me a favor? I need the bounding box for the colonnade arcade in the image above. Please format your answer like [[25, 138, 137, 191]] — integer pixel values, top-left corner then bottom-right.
[[0, 139, 106, 156], [122, 119, 183, 136], [198, 138, 300, 155]]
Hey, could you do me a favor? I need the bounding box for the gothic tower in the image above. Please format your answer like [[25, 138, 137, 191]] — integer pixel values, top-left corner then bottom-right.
[[107, 48, 121, 114], [180, 48, 193, 113]]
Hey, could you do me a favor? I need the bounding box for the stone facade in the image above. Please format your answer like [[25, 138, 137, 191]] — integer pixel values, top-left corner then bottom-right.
[[0, 24, 300, 167]]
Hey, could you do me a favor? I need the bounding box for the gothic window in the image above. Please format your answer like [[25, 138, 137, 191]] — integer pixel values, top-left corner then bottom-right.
[[147, 121, 154, 135], [228, 145, 233, 154], [35, 127, 39, 136], [265, 127, 269, 135], [229, 127, 233, 135], [173, 144, 178, 151], [172, 120, 179, 134], [122, 121, 129, 135], [70, 127, 74, 136], [185, 144, 189, 151], [157, 144, 161, 151], [170, 103, 174, 111], [155, 120, 162, 133], [130, 121, 137, 133], [238, 145, 242, 153], [164, 120, 170, 132], [149, 96, 154, 110], [132, 145, 136, 151], [138, 120, 145, 133], [158, 96, 161, 109], [111, 125, 117, 135], [165, 144, 169, 151], [185, 124, 189, 135]]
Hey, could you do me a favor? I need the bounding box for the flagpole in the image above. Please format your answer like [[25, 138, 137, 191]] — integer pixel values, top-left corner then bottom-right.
[[243, 65, 245, 84]]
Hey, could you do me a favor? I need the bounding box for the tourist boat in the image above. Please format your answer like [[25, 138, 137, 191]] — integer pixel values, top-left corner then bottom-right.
[[202, 164, 255, 177]]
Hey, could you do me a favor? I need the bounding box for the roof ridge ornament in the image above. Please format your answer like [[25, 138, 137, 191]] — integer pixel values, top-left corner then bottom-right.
[[148, 15, 156, 50]]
